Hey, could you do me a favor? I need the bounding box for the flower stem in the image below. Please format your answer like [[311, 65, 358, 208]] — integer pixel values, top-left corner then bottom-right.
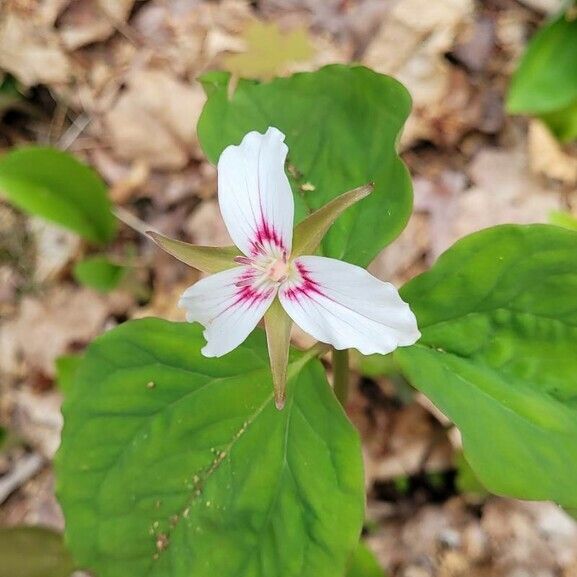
[[332, 348, 349, 407]]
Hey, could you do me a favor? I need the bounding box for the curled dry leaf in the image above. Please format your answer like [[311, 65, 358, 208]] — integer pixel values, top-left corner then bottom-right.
[[452, 149, 563, 247], [103, 68, 206, 169], [184, 200, 233, 247], [528, 120, 577, 186], [415, 147, 564, 260], [363, 0, 474, 148], [28, 218, 81, 283], [58, 0, 136, 50], [222, 21, 314, 80], [0, 11, 71, 86], [10, 389, 62, 459], [368, 213, 429, 286], [0, 285, 131, 379]]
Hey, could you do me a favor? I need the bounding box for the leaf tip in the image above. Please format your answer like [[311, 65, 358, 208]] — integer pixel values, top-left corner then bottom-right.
[[274, 392, 286, 411], [357, 182, 374, 199]]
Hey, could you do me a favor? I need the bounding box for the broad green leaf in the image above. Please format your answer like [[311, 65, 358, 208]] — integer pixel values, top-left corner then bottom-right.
[[0, 147, 116, 244], [73, 256, 125, 293], [147, 231, 240, 273], [198, 65, 412, 267], [540, 98, 577, 142], [56, 318, 364, 577], [0, 526, 76, 577], [347, 543, 386, 577], [0, 425, 6, 450], [396, 224, 577, 507], [55, 354, 83, 395], [507, 9, 577, 141], [454, 452, 489, 499]]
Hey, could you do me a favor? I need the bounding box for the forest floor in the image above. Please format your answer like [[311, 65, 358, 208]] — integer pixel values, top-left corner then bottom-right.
[[1, 0, 577, 576]]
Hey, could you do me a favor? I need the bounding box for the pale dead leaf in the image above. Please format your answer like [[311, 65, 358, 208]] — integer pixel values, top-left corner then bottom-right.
[[369, 213, 429, 286], [28, 218, 81, 283], [108, 160, 150, 205], [363, 0, 474, 147], [184, 200, 233, 247], [0, 285, 128, 378], [516, 0, 564, 14], [132, 0, 253, 76], [482, 501, 577, 572], [11, 389, 62, 459], [415, 148, 564, 260], [528, 120, 577, 186], [453, 148, 563, 247], [0, 11, 71, 86], [133, 279, 194, 323], [58, 0, 136, 50], [103, 68, 205, 169], [223, 21, 314, 80]]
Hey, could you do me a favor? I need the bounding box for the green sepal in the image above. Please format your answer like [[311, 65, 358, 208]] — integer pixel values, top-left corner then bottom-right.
[[147, 231, 241, 273], [264, 299, 293, 409], [292, 183, 373, 258]]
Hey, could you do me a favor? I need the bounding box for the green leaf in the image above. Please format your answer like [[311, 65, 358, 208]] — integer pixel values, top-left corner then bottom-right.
[[0, 526, 76, 577], [454, 452, 489, 498], [0, 147, 116, 244], [540, 98, 577, 142], [396, 224, 577, 507], [73, 256, 125, 293], [292, 183, 373, 259], [347, 543, 386, 577], [56, 318, 364, 577], [507, 10, 577, 141], [197, 65, 412, 267], [549, 210, 577, 231], [0, 75, 26, 117], [55, 354, 84, 395]]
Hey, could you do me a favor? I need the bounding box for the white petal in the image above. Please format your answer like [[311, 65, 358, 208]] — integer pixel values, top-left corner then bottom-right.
[[217, 127, 294, 258], [179, 266, 277, 357], [278, 256, 420, 355]]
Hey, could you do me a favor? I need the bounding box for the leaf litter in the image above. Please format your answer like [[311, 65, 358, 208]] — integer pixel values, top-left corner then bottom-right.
[[1, 0, 576, 575]]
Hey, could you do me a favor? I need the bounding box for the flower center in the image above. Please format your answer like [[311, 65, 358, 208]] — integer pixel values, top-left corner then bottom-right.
[[267, 258, 289, 283]]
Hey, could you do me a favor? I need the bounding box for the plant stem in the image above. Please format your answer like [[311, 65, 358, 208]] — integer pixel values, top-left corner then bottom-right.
[[332, 348, 349, 407]]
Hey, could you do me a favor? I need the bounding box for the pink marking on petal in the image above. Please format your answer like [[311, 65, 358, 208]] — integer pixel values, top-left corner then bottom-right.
[[283, 261, 325, 302], [235, 285, 275, 308], [250, 218, 286, 257]]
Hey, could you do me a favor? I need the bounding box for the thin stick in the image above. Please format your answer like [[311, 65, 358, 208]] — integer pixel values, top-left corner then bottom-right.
[[0, 453, 44, 505]]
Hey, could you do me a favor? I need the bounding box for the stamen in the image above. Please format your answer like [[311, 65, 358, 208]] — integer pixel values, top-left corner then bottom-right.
[[235, 277, 256, 288], [234, 256, 253, 265]]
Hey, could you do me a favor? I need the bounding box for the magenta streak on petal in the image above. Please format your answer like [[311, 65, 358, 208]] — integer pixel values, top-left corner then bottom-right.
[[234, 268, 258, 288], [250, 219, 286, 257], [283, 261, 325, 302], [208, 274, 273, 324], [235, 284, 274, 308], [232, 269, 273, 308]]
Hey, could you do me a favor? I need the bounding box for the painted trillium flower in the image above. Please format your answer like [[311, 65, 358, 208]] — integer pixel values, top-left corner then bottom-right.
[[149, 127, 420, 408]]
